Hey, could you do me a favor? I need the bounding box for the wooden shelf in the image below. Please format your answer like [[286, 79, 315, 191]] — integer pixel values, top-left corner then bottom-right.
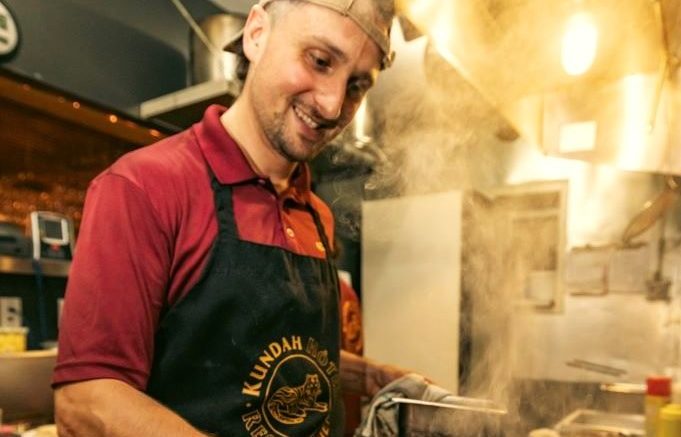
[[0, 68, 179, 233], [0, 256, 70, 278], [0, 68, 171, 146]]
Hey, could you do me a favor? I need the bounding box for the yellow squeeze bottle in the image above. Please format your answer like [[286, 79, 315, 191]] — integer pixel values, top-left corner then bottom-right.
[[658, 404, 681, 437], [647, 376, 672, 437]]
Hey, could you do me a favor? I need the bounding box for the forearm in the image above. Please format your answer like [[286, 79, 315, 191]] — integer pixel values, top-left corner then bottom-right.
[[339, 349, 368, 394], [55, 379, 211, 437], [340, 350, 410, 397]]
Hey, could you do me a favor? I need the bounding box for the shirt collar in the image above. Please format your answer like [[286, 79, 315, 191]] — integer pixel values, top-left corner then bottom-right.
[[193, 105, 312, 203]]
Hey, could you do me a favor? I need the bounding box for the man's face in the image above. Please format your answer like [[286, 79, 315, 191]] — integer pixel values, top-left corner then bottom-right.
[[245, 2, 383, 163]]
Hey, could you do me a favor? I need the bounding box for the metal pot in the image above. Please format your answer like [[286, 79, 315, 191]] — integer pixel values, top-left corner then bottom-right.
[[190, 14, 246, 84]]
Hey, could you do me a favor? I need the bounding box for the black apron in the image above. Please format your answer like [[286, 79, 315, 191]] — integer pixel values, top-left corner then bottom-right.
[[147, 174, 343, 437]]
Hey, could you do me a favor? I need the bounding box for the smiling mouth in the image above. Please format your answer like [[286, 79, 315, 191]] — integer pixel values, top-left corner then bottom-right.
[[293, 105, 321, 130]]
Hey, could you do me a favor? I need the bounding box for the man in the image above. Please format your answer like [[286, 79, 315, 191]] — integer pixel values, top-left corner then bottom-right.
[[53, 0, 406, 436]]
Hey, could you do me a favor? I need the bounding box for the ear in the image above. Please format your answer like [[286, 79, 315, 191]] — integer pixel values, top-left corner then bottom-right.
[[242, 4, 269, 63]]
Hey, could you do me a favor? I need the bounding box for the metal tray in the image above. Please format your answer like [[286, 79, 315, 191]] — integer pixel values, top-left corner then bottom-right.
[[554, 409, 644, 437], [394, 397, 507, 437]]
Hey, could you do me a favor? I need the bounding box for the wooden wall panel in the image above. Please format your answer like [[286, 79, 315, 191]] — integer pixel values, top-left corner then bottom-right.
[[0, 95, 153, 232]]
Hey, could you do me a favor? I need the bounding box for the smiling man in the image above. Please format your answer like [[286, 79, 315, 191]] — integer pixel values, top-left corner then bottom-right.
[[53, 0, 406, 436]]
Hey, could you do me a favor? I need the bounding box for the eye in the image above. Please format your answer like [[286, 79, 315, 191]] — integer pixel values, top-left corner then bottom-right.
[[307, 50, 332, 73], [347, 78, 372, 99]]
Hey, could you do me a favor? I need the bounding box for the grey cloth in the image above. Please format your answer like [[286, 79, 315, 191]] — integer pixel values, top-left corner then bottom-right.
[[354, 373, 455, 437]]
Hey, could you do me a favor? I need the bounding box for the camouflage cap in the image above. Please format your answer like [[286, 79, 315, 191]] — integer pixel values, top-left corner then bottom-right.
[[224, 0, 395, 69]]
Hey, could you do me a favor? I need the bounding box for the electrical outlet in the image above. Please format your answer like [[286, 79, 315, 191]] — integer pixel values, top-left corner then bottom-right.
[[0, 297, 22, 327]]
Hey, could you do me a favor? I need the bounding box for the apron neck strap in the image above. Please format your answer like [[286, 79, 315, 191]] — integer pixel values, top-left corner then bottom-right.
[[209, 170, 240, 241], [306, 204, 334, 265]]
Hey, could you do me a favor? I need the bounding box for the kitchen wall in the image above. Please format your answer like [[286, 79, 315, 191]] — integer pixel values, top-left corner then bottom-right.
[[364, 23, 681, 395], [362, 192, 463, 393]]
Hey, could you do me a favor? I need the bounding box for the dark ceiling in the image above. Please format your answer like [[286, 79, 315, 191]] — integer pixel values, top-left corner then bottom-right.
[[64, 0, 252, 58]]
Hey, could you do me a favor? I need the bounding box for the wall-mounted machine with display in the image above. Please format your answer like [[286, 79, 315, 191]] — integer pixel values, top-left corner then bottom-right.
[[30, 211, 74, 261], [0, 0, 19, 58]]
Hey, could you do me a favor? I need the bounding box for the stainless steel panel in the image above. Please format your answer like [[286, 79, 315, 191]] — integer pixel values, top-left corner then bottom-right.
[[190, 14, 245, 84], [395, 398, 506, 437]]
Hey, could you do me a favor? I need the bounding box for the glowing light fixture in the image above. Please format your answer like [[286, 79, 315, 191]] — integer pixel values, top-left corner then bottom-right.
[[429, 5, 465, 72], [561, 12, 599, 76], [431, 14, 453, 55], [353, 99, 372, 146], [616, 74, 649, 168], [400, 0, 438, 23], [398, 0, 453, 56]]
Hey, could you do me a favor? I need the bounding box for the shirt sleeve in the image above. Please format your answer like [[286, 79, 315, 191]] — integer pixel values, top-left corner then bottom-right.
[[53, 171, 172, 390]]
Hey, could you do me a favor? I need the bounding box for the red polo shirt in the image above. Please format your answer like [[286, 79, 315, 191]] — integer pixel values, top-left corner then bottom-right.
[[54, 105, 335, 390]]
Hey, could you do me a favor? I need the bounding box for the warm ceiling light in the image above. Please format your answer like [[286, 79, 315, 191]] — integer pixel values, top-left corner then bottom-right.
[[561, 12, 599, 76], [431, 16, 452, 53], [400, 0, 437, 23], [108, 114, 118, 123]]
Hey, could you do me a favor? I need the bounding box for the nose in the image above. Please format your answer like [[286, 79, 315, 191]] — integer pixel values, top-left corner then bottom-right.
[[314, 77, 346, 121]]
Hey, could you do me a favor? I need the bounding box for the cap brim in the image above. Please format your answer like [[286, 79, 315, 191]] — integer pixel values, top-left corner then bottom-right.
[[223, 28, 244, 53]]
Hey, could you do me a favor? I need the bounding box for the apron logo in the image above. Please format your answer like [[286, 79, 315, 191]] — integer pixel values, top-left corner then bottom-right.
[[241, 336, 339, 436], [267, 373, 328, 424], [242, 336, 304, 398]]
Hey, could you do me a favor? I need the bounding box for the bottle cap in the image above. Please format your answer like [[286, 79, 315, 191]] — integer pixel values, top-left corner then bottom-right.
[[647, 376, 672, 396], [660, 404, 681, 421]]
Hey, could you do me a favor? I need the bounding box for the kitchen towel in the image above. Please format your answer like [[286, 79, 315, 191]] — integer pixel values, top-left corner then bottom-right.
[[354, 373, 454, 437]]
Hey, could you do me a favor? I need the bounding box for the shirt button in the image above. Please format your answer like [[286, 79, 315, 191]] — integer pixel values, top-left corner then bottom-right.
[[315, 241, 326, 253], [286, 227, 295, 238]]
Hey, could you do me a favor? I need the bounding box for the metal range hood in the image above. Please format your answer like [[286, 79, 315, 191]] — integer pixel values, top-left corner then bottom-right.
[[140, 14, 245, 130], [399, 0, 681, 175]]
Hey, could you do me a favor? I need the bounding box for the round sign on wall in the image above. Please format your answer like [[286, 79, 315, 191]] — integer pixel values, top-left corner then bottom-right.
[[0, 0, 19, 57]]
